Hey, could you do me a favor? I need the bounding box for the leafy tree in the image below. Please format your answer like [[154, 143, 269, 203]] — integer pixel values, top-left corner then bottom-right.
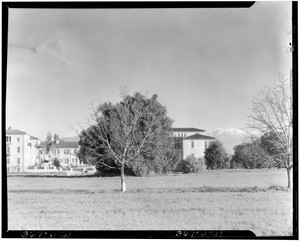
[[204, 140, 229, 170], [231, 144, 247, 168], [232, 141, 268, 169], [52, 158, 61, 170], [247, 74, 293, 188], [260, 131, 286, 169], [181, 154, 204, 173], [172, 137, 184, 170], [78, 92, 173, 192], [44, 132, 60, 165]]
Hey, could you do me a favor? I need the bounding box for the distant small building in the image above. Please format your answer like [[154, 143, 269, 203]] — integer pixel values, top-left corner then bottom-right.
[[6, 127, 41, 172], [37, 141, 83, 167], [171, 128, 215, 159]]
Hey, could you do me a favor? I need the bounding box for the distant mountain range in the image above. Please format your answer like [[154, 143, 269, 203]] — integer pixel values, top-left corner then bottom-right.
[[61, 128, 249, 155], [207, 128, 249, 155]]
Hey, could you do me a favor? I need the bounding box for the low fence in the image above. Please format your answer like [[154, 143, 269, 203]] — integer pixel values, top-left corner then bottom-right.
[[25, 166, 96, 174], [25, 168, 59, 173]]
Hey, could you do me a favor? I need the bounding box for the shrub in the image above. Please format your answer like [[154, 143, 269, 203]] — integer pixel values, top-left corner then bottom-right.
[[204, 140, 229, 170], [52, 158, 61, 170], [181, 154, 204, 174], [131, 161, 150, 177]]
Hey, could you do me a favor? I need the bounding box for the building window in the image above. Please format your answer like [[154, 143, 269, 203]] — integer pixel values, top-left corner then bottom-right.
[[65, 158, 69, 164], [6, 145, 10, 156], [64, 150, 69, 154], [191, 141, 194, 148], [57, 149, 60, 154], [72, 159, 75, 163], [205, 141, 208, 149], [7, 158, 10, 164], [6, 136, 11, 142], [17, 158, 20, 164], [17, 137, 20, 142], [17, 147, 20, 153], [184, 133, 186, 137]]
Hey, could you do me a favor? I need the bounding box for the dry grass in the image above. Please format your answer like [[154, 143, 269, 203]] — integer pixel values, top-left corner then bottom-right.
[[7, 169, 293, 236]]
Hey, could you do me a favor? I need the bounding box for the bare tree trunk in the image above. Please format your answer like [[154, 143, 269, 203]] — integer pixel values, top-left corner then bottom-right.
[[120, 165, 126, 192], [287, 167, 291, 189]]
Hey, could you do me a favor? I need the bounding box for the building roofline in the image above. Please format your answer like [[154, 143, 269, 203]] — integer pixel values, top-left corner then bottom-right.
[[38, 141, 79, 148], [183, 133, 215, 140], [6, 129, 27, 135], [171, 128, 205, 132]]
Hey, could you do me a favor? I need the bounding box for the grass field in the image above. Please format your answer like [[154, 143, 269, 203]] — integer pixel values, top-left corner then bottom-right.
[[7, 169, 293, 236]]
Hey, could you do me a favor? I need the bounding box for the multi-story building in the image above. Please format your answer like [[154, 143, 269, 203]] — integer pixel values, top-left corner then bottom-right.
[[6, 126, 213, 172], [37, 141, 83, 168], [171, 128, 215, 159], [6, 128, 41, 172]]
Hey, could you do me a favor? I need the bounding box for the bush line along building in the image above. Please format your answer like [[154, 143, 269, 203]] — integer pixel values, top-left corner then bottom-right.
[[6, 127, 215, 172]]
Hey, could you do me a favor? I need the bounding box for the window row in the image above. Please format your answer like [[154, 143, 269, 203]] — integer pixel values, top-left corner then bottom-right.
[[191, 141, 210, 148], [5, 145, 23, 153], [7, 157, 20, 164], [6, 136, 20, 142], [64, 158, 78, 165], [39, 149, 77, 155], [174, 133, 186, 138]]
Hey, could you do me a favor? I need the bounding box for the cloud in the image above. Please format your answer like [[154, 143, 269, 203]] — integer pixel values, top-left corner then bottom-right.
[[10, 37, 68, 64], [38, 38, 67, 63], [9, 44, 37, 53]]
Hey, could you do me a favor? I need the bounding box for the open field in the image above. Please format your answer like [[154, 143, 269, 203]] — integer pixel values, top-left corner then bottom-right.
[[7, 169, 293, 236]]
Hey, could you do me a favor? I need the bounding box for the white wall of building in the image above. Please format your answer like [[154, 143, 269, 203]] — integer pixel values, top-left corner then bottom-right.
[[6, 134, 23, 172], [183, 139, 206, 159], [6, 133, 40, 172], [183, 139, 213, 159], [38, 146, 82, 167]]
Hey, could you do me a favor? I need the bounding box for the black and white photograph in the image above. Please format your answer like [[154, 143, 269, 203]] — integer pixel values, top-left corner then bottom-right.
[[3, 2, 297, 238]]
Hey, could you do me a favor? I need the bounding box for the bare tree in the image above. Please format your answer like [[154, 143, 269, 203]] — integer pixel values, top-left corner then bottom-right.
[[78, 92, 173, 192], [247, 73, 293, 188]]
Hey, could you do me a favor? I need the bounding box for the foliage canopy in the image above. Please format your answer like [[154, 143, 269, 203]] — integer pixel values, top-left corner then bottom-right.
[[78, 92, 174, 191]]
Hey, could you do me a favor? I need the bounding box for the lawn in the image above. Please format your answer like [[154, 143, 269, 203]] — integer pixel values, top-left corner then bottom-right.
[[6, 169, 293, 236]]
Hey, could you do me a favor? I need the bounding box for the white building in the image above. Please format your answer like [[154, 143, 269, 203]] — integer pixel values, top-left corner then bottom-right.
[[171, 128, 215, 159], [37, 141, 83, 168], [6, 128, 41, 172]]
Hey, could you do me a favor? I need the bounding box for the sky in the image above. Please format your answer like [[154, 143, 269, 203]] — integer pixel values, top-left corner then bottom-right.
[[6, 2, 292, 140]]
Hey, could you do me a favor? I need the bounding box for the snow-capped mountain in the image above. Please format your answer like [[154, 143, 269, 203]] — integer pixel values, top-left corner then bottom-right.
[[207, 128, 249, 155]]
